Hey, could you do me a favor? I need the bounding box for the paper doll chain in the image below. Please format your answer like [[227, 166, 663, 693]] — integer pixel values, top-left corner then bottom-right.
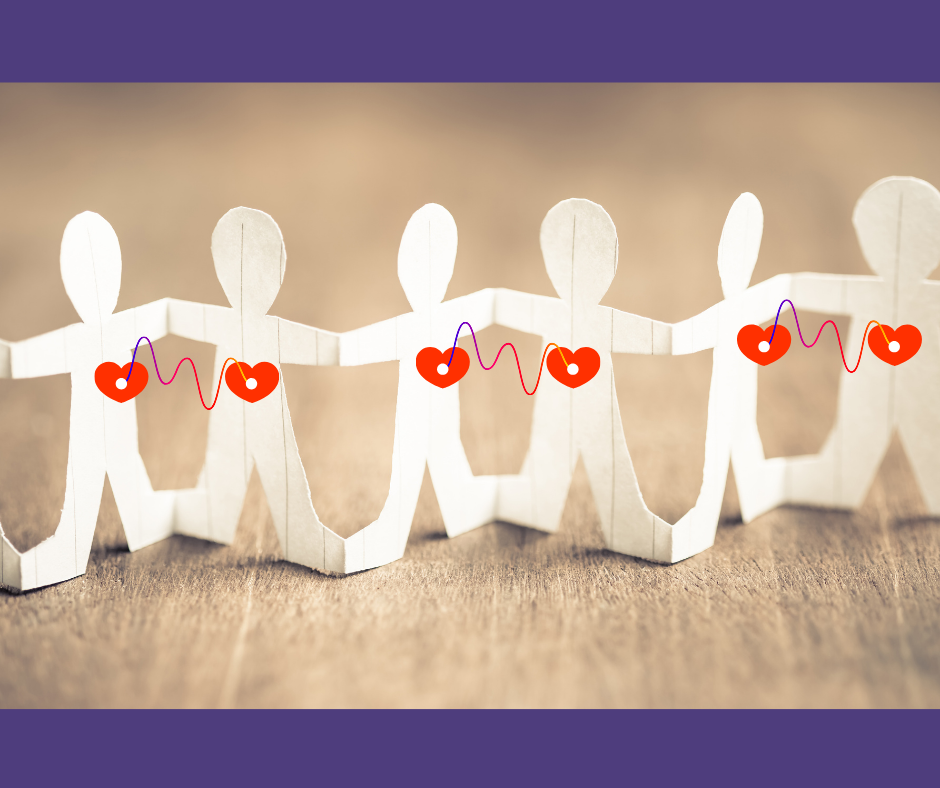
[[445, 321, 570, 396], [767, 299, 890, 374], [126, 336, 249, 410]]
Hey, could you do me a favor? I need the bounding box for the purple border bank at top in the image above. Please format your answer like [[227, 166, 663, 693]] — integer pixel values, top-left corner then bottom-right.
[[2, 0, 940, 82]]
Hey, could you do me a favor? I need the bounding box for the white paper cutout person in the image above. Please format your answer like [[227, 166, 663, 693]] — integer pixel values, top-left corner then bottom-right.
[[167, 208, 347, 573], [669, 193, 792, 557], [737, 176, 940, 520], [478, 198, 677, 562], [0, 212, 176, 592], [339, 203, 498, 573]]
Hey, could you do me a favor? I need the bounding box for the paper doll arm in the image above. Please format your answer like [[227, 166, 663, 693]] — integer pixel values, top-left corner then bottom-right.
[[611, 308, 672, 355], [277, 318, 339, 366], [787, 272, 852, 316], [112, 298, 171, 348], [443, 288, 496, 333], [672, 273, 792, 354], [131, 298, 170, 340], [0, 340, 10, 378], [493, 288, 554, 335], [739, 272, 793, 326], [10, 326, 73, 378], [923, 280, 940, 311], [671, 304, 719, 354], [166, 298, 228, 343], [339, 315, 401, 366]]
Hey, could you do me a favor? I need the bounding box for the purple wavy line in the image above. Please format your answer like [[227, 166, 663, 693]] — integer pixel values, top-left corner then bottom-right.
[[446, 321, 495, 368], [126, 336, 182, 384], [769, 299, 825, 348]]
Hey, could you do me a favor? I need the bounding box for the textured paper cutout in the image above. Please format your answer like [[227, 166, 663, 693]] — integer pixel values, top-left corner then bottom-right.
[[733, 177, 940, 520], [339, 204, 499, 572], [671, 193, 793, 558], [168, 207, 346, 573], [462, 199, 677, 561], [0, 212, 176, 591]]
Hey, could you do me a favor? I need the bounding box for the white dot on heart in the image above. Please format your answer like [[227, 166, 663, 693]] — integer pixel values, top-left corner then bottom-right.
[[758, 341, 770, 353], [115, 378, 127, 390], [437, 363, 449, 376], [246, 378, 257, 390], [567, 363, 579, 376], [889, 340, 900, 353]]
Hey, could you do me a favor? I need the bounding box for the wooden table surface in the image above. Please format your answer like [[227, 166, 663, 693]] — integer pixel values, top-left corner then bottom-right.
[[1, 84, 939, 707]]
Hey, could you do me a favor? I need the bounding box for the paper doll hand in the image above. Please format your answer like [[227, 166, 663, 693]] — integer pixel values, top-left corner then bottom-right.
[[166, 298, 227, 343], [493, 288, 552, 335], [671, 305, 719, 354], [111, 297, 171, 349], [441, 288, 496, 332], [611, 308, 672, 355], [788, 272, 851, 316], [0, 340, 11, 378], [339, 316, 400, 366], [277, 318, 339, 366], [134, 297, 170, 341]]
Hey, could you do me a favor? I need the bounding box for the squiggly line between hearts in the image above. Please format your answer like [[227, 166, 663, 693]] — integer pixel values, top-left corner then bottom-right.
[[125, 336, 249, 410], [445, 321, 571, 396], [766, 300, 892, 374]]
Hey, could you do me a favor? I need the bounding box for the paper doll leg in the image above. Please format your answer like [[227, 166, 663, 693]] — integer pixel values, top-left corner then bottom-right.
[[580, 387, 672, 563], [175, 393, 250, 544], [427, 385, 498, 538], [493, 388, 573, 533], [671, 353, 739, 561], [730, 361, 788, 523], [2, 425, 106, 592], [0, 530, 22, 591], [344, 395, 429, 574], [898, 380, 940, 516], [250, 390, 345, 574], [776, 373, 893, 510], [104, 399, 175, 551]]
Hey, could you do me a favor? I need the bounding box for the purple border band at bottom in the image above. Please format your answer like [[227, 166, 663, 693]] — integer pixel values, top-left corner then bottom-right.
[[0, 710, 933, 786]]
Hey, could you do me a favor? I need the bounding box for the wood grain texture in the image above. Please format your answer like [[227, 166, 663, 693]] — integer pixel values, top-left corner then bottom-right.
[[0, 84, 939, 707]]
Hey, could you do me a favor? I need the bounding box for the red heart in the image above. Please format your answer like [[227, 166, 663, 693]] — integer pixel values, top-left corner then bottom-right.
[[737, 324, 791, 365], [416, 347, 470, 388], [868, 324, 922, 366], [546, 346, 600, 388], [225, 361, 280, 402], [95, 361, 149, 403]]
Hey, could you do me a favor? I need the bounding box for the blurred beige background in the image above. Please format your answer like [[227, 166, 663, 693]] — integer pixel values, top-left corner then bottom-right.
[[0, 84, 938, 707]]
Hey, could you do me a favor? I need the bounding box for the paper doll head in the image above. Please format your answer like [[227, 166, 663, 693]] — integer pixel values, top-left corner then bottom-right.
[[540, 198, 617, 306], [717, 192, 763, 298], [854, 176, 940, 283], [212, 207, 286, 315], [59, 211, 121, 325], [398, 203, 457, 311]]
